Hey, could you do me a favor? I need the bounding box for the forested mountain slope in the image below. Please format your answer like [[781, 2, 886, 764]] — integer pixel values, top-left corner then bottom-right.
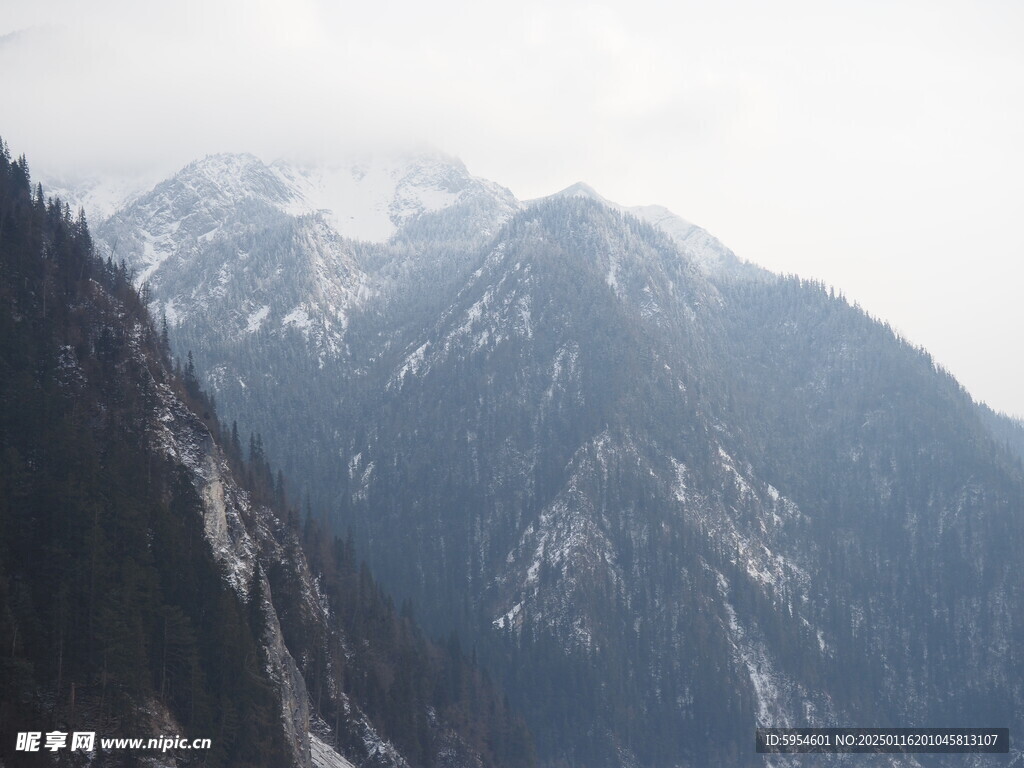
[[0, 139, 532, 768], [82, 150, 1024, 767], [330, 199, 1024, 766]]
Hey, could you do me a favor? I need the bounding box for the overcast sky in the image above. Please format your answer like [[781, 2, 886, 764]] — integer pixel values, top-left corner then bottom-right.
[[3, 0, 1023, 417]]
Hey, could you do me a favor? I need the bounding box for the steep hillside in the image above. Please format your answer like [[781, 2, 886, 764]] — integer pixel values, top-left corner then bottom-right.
[[90, 153, 520, 497], [83, 150, 1024, 767], [0, 139, 532, 768], [337, 199, 1024, 767]]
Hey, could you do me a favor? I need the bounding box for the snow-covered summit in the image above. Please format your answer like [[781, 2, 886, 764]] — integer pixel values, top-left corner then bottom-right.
[[93, 149, 522, 366], [99, 150, 518, 248], [272, 151, 517, 242], [180, 152, 296, 207]]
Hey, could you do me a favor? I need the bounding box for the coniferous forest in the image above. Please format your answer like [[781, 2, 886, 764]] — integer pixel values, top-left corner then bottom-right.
[[0, 139, 533, 767], [4, 130, 1024, 768]]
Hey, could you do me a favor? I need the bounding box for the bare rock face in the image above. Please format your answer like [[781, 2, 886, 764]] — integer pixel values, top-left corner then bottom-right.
[[145, 363, 434, 768], [145, 372, 308, 766]]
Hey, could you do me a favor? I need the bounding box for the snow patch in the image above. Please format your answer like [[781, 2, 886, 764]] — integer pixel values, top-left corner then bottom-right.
[[283, 307, 312, 330], [246, 305, 270, 333], [395, 341, 431, 383], [671, 458, 688, 503], [273, 154, 467, 243], [606, 253, 620, 292]]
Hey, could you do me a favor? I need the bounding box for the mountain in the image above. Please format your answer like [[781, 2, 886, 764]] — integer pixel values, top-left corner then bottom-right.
[[84, 150, 1024, 767], [90, 151, 520, 498], [94, 151, 517, 360], [543, 181, 754, 277], [332, 197, 1024, 766], [0, 140, 533, 768]]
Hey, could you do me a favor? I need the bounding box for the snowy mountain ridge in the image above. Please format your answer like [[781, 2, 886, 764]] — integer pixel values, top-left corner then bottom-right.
[[93, 151, 521, 359], [542, 181, 754, 276], [68, 151, 755, 386], [80, 151, 745, 287]]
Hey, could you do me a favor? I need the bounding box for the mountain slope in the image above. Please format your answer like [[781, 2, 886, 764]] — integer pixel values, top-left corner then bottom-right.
[[321, 198, 1024, 766], [543, 181, 755, 277], [82, 150, 1024, 767], [1, 145, 304, 766], [330, 199, 867, 764], [91, 152, 520, 492], [0, 140, 532, 768]]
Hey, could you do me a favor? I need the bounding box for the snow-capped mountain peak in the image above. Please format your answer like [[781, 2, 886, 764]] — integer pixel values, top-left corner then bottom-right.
[[180, 152, 295, 205], [94, 149, 521, 368], [270, 151, 503, 242], [100, 149, 518, 252]]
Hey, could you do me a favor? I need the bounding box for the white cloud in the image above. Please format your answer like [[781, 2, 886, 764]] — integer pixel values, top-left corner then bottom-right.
[[2, 0, 1023, 415]]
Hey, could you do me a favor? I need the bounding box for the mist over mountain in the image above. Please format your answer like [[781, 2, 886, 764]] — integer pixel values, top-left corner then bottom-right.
[[46, 148, 1024, 766]]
